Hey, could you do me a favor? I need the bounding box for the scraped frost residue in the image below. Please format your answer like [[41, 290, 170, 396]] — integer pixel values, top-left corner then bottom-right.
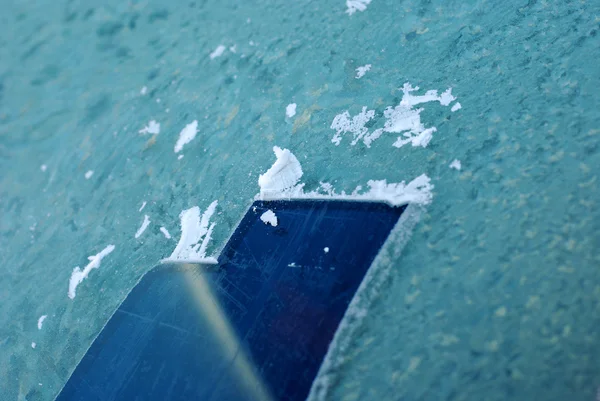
[[68, 245, 115, 299], [355, 64, 371, 79], [286, 103, 297, 118], [139, 201, 147, 212], [451, 102, 462, 112], [161, 201, 218, 264], [346, 0, 371, 15], [135, 215, 151, 238], [84, 170, 94, 179], [37, 315, 47, 330], [174, 120, 198, 153], [160, 227, 171, 239], [330, 82, 457, 148], [260, 210, 278, 226], [139, 120, 160, 135], [257, 147, 433, 206], [449, 159, 462, 170], [209, 45, 226, 59]]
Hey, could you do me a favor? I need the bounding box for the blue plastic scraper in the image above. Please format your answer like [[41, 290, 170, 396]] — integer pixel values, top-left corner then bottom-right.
[[55, 199, 406, 401]]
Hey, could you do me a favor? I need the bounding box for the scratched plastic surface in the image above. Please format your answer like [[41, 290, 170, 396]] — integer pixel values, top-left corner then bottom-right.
[[1, 0, 600, 400], [55, 200, 405, 401]]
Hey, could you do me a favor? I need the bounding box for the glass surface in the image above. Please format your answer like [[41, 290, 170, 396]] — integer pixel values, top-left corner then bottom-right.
[[1, 0, 599, 400], [56, 200, 405, 401]]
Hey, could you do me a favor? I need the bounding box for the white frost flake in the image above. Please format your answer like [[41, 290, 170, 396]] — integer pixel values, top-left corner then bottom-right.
[[31, 342, 36, 349], [174, 120, 198, 153], [37, 315, 47, 330], [84, 170, 94, 179], [257, 147, 433, 206], [139, 201, 147, 212], [139, 120, 160, 135], [68, 245, 115, 299], [260, 210, 278, 226], [161, 201, 219, 264], [449, 159, 462, 170], [160, 227, 172, 239], [258, 146, 304, 199], [330, 82, 457, 149], [346, 0, 372, 15], [330, 107, 375, 146], [451, 102, 462, 112], [40, 164, 47, 172], [324, 247, 330, 253], [140, 86, 148, 95], [135, 215, 151, 239], [286, 103, 297, 118], [355, 64, 371, 79], [210, 45, 226, 59]]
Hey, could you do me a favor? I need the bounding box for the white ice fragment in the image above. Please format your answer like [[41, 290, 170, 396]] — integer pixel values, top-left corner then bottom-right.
[[160, 227, 171, 239], [178, 155, 184, 160], [256, 146, 434, 206], [346, 0, 372, 15], [140, 86, 148, 95], [31, 342, 36, 349], [229, 45, 237, 53], [37, 315, 47, 330], [135, 215, 151, 239], [451, 102, 462, 112], [68, 245, 115, 299], [161, 201, 219, 264], [40, 164, 47, 172], [449, 159, 462, 170], [84, 170, 94, 179], [392, 127, 436, 148], [330, 107, 375, 146], [139, 201, 147, 212], [286, 103, 297, 118], [210, 45, 226, 59], [174, 120, 198, 153], [260, 210, 278, 226], [355, 64, 371, 79], [324, 247, 329, 253], [331, 82, 457, 148], [258, 147, 304, 199], [139, 120, 160, 135]]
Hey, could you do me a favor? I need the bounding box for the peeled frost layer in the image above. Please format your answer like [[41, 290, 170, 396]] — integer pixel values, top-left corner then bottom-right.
[[134, 215, 151, 238], [37, 315, 47, 330], [355, 64, 371, 79], [68, 245, 115, 299], [161, 201, 218, 264], [449, 159, 462, 170], [139, 120, 160, 135], [286, 103, 297, 118], [257, 147, 433, 206], [174, 120, 198, 153], [346, 0, 372, 15], [258, 147, 304, 198], [330, 82, 457, 148], [260, 210, 278, 226], [209, 45, 226, 59]]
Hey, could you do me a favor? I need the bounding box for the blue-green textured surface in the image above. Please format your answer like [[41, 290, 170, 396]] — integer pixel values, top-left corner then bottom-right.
[[0, 0, 599, 400]]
